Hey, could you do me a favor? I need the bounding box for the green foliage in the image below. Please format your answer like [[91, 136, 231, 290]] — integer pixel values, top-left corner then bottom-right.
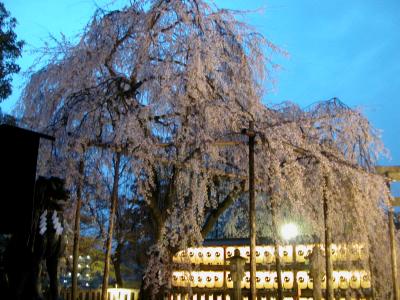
[[0, 2, 23, 101]]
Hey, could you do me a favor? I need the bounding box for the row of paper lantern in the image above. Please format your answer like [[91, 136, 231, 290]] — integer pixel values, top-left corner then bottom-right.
[[173, 244, 368, 265], [168, 295, 367, 300], [167, 295, 368, 300], [172, 270, 371, 290]]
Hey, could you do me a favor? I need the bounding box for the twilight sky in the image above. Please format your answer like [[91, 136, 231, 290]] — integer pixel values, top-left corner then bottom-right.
[[2, 0, 399, 171]]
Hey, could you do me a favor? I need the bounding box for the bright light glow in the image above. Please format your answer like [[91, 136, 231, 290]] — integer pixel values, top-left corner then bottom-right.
[[281, 223, 298, 240]]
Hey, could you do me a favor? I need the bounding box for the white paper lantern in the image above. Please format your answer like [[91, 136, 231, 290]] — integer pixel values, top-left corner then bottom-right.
[[256, 272, 265, 289], [264, 272, 274, 289], [282, 271, 294, 289], [295, 245, 307, 263], [214, 247, 224, 265], [296, 271, 308, 290], [339, 271, 350, 289], [205, 272, 214, 288], [214, 272, 223, 288], [350, 271, 361, 289], [279, 245, 293, 263], [360, 271, 371, 289], [263, 246, 275, 264]]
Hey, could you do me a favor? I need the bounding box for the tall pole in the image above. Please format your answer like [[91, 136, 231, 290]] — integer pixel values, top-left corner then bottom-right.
[[323, 176, 334, 300], [389, 205, 399, 300], [271, 195, 284, 300], [71, 159, 84, 300], [244, 121, 257, 300]]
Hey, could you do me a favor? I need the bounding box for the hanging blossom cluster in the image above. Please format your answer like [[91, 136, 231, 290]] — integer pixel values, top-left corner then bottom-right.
[[16, 0, 393, 297]]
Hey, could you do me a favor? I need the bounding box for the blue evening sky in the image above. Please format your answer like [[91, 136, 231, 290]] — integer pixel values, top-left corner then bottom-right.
[[2, 1, 399, 176]]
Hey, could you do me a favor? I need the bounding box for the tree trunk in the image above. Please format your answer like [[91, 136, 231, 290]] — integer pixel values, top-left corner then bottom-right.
[[71, 159, 84, 300], [101, 152, 121, 300], [112, 242, 124, 287]]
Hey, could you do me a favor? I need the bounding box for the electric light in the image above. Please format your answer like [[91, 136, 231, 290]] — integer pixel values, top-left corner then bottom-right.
[[281, 223, 299, 240]]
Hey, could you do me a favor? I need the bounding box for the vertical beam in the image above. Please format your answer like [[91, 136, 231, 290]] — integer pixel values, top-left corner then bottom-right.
[[247, 121, 257, 300], [389, 206, 399, 300], [72, 159, 85, 300], [271, 195, 283, 300], [323, 176, 334, 300]]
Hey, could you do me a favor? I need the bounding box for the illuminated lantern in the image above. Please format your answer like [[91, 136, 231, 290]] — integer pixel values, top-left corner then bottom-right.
[[296, 245, 307, 263], [214, 247, 224, 265], [191, 272, 199, 287], [204, 248, 213, 265], [244, 271, 250, 289], [197, 272, 206, 288], [172, 272, 180, 287], [188, 248, 196, 264], [264, 272, 274, 289], [226, 272, 233, 289], [332, 271, 340, 289], [282, 271, 294, 289], [296, 271, 308, 290], [180, 274, 189, 287], [256, 246, 263, 264], [279, 245, 293, 263], [197, 248, 205, 264], [256, 272, 265, 289], [214, 272, 223, 288], [339, 271, 350, 289], [263, 246, 275, 264], [350, 271, 361, 289], [205, 272, 214, 288], [360, 271, 371, 289]]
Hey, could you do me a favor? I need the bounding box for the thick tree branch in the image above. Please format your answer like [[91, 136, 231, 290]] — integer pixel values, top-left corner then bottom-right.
[[201, 181, 245, 238]]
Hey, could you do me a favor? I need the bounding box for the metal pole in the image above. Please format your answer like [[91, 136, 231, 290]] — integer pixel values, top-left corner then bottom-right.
[[323, 176, 334, 300], [245, 121, 257, 300], [389, 206, 399, 300]]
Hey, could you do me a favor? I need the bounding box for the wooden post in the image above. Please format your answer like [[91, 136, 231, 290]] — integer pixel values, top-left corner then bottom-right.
[[323, 176, 334, 300], [72, 159, 84, 300], [244, 121, 257, 300], [271, 195, 284, 300]]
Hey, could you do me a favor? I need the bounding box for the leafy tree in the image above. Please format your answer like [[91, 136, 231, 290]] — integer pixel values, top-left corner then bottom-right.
[[0, 2, 23, 101], [17, 1, 394, 299]]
